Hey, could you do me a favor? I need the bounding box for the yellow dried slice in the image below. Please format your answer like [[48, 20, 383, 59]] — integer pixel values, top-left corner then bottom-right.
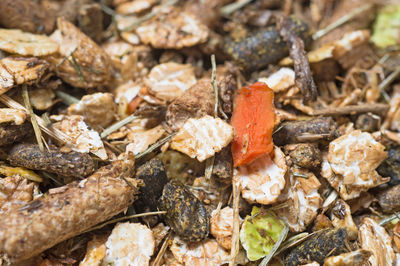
[[0, 29, 58, 56]]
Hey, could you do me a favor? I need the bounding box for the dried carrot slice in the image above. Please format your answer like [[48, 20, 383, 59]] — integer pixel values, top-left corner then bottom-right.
[[231, 82, 275, 167]]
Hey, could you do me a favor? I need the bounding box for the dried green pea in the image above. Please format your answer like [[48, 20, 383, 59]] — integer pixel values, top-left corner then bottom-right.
[[9, 143, 95, 178], [223, 16, 312, 71], [158, 180, 209, 242], [285, 229, 347, 266], [134, 157, 168, 212]]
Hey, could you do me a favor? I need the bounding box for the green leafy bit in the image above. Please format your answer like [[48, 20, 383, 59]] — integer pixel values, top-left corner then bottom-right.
[[371, 4, 400, 48]]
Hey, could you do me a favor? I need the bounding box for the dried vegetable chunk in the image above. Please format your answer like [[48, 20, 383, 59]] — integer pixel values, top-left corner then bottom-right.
[[210, 206, 237, 250], [231, 82, 275, 167]]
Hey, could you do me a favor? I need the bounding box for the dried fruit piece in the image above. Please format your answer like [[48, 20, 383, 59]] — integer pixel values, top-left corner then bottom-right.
[[170, 236, 230, 265], [321, 130, 389, 200], [331, 200, 358, 240], [159, 180, 209, 242], [0, 175, 39, 213], [136, 6, 209, 49], [0, 29, 58, 56], [0, 57, 49, 89], [145, 62, 197, 101], [359, 218, 395, 266], [0, 108, 26, 125], [275, 168, 322, 232], [48, 18, 111, 88], [234, 146, 287, 205], [0, 159, 139, 262], [52, 115, 107, 160], [103, 223, 155, 266], [9, 143, 95, 178], [134, 158, 168, 212], [68, 93, 117, 129], [170, 115, 234, 162], [285, 229, 347, 266], [210, 207, 236, 250], [231, 82, 275, 167], [323, 249, 371, 266], [165, 77, 215, 132], [239, 206, 286, 261]]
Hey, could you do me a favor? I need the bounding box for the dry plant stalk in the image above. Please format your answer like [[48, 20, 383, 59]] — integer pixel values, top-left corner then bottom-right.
[[0, 158, 139, 262]]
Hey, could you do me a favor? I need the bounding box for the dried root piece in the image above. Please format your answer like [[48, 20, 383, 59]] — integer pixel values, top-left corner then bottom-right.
[[273, 117, 337, 146], [9, 143, 95, 178], [0, 121, 32, 146], [136, 6, 209, 49], [0, 29, 58, 56], [0, 0, 55, 34], [52, 115, 107, 160], [103, 222, 155, 266], [68, 93, 117, 129], [165, 77, 215, 132], [145, 62, 197, 101], [0, 57, 49, 90], [321, 130, 388, 200], [48, 18, 111, 89], [285, 229, 347, 266], [276, 168, 322, 232], [359, 218, 395, 266], [170, 236, 231, 265], [323, 249, 371, 266], [0, 158, 139, 262], [0, 174, 39, 213], [234, 146, 287, 205], [159, 180, 209, 242], [170, 115, 233, 162]]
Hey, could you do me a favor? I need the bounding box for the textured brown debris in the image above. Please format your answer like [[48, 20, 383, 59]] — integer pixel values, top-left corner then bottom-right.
[[9, 143, 95, 178], [0, 158, 139, 262], [48, 18, 111, 89], [0, 0, 55, 34], [0, 121, 32, 146], [165, 77, 215, 132], [377, 184, 400, 213]]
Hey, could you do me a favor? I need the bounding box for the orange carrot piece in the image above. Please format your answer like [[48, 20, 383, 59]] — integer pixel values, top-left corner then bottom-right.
[[231, 82, 275, 167]]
